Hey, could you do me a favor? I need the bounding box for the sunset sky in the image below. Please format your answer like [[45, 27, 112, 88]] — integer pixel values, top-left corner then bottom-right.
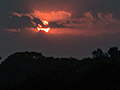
[[0, 0, 120, 59]]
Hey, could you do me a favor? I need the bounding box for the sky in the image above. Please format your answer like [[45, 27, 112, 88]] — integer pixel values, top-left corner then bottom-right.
[[0, 0, 120, 59]]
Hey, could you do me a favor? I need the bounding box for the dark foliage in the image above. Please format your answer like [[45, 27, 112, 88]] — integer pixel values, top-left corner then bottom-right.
[[0, 47, 120, 90], [0, 57, 2, 60]]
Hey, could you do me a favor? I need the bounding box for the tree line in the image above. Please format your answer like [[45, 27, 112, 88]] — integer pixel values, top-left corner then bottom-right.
[[0, 47, 120, 90]]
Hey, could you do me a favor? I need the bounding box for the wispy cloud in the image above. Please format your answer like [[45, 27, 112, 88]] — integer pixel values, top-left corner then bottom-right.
[[62, 12, 120, 30], [5, 28, 20, 32]]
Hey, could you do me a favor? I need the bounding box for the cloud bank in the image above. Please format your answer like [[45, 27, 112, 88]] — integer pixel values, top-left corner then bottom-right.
[[0, 0, 120, 35]]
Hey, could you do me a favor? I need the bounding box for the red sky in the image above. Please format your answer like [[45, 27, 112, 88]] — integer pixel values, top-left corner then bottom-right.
[[0, 0, 120, 59]]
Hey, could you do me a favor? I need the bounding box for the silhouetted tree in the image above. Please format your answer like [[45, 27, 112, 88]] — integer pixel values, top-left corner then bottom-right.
[[1, 48, 120, 90], [0, 57, 2, 60], [108, 47, 120, 59], [92, 48, 104, 58]]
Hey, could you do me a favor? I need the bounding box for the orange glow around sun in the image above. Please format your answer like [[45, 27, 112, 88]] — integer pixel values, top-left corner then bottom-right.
[[37, 20, 50, 33]]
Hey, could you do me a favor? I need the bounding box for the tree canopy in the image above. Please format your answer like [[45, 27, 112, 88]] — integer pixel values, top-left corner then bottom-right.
[[0, 47, 120, 90]]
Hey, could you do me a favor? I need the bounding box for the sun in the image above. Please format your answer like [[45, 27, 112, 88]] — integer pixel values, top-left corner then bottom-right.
[[42, 20, 49, 26], [37, 20, 50, 33]]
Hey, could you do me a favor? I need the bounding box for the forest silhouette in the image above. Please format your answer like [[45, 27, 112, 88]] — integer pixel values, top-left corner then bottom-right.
[[0, 47, 120, 90]]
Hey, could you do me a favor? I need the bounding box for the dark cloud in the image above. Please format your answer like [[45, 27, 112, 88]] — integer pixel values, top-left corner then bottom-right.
[[32, 18, 66, 28], [0, 14, 67, 31], [1, 15, 34, 29], [0, 0, 33, 30], [33, 18, 44, 26], [49, 22, 66, 28], [60, 12, 120, 31]]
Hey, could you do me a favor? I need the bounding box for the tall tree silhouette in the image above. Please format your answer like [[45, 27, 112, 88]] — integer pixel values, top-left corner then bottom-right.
[[92, 48, 104, 58], [108, 47, 120, 59]]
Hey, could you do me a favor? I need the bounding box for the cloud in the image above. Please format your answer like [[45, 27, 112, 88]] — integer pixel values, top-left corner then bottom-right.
[[30, 10, 71, 21], [63, 12, 120, 30], [1, 15, 34, 31], [10, 11, 69, 29], [48, 22, 66, 28], [0, 0, 120, 33], [5, 28, 20, 32], [2, 11, 120, 34]]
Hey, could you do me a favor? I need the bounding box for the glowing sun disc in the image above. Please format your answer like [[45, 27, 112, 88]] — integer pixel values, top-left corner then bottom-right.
[[42, 20, 49, 26], [37, 27, 50, 33], [37, 20, 50, 33]]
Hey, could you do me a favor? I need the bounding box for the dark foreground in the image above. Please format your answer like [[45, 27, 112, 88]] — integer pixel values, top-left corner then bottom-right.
[[0, 47, 120, 90]]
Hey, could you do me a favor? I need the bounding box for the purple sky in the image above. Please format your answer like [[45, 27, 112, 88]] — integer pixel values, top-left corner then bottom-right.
[[0, 0, 120, 59]]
